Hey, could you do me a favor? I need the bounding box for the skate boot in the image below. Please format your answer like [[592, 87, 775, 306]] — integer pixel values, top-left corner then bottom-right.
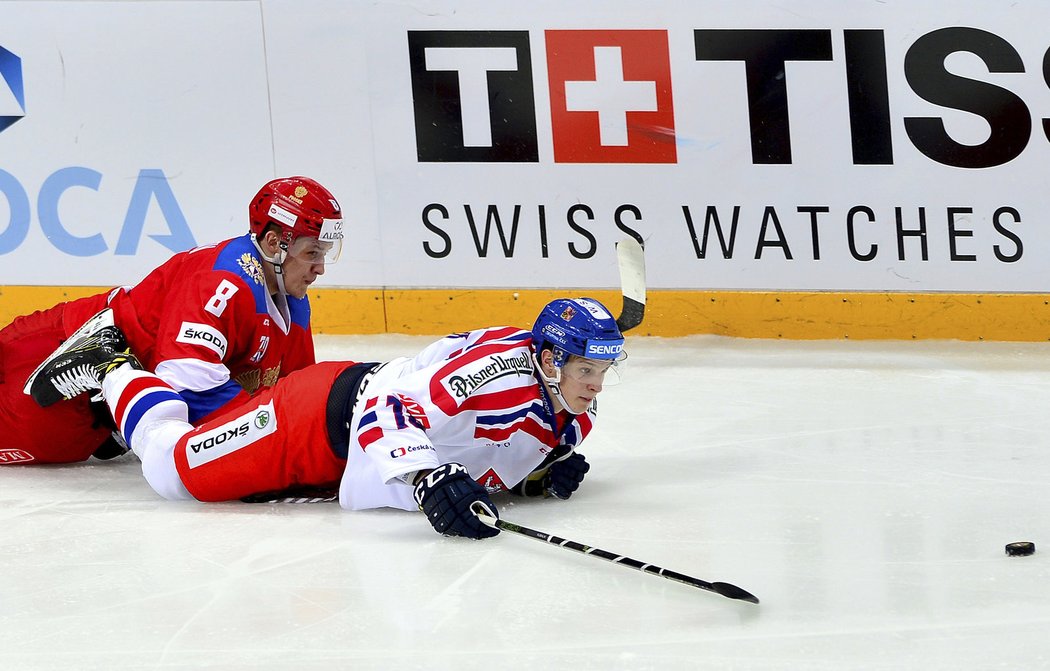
[[26, 321, 142, 407], [24, 308, 117, 399]]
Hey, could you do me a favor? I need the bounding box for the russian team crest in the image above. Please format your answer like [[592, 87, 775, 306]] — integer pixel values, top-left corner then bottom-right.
[[237, 253, 265, 285]]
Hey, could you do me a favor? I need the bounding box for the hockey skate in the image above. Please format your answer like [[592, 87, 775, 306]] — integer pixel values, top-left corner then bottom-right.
[[24, 308, 118, 402], [24, 309, 142, 407]]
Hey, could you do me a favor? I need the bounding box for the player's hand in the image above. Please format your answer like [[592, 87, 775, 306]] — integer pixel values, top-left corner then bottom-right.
[[413, 463, 499, 539], [545, 452, 590, 499]]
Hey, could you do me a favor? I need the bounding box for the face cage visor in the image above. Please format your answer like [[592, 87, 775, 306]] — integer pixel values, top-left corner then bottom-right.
[[286, 218, 343, 265], [553, 350, 627, 386]]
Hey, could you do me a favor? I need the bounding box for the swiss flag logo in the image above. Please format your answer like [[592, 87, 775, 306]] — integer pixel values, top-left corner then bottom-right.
[[546, 30, 676, 163]]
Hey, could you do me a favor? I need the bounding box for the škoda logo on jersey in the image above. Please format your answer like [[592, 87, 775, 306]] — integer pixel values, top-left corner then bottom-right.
[[176, 322, 228, 357], [189, 421, 250, 454], [185, 403, 278, 469]]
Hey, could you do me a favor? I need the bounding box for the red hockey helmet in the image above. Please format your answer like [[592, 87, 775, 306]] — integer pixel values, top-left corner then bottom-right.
[[248, 176, 344, 263]]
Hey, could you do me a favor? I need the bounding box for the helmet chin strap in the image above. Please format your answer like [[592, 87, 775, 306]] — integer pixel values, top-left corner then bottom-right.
[[252, 236, 290, 296], [533, 354, 582, 415]]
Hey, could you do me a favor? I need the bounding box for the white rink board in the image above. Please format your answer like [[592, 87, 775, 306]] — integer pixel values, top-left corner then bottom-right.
[[0, 1, 275, 286], [2, 1, 1050, 291]]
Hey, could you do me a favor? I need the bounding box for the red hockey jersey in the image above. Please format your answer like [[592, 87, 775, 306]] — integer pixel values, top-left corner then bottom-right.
[[69, 233, 315, 423]]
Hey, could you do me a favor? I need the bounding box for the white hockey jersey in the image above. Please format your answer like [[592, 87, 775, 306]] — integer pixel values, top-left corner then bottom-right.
[[338, 326, 595, 511]]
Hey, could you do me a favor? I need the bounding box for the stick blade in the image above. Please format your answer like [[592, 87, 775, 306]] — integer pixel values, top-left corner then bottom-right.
[[615, 237, 646, 333], [712, 581, 760, 604]]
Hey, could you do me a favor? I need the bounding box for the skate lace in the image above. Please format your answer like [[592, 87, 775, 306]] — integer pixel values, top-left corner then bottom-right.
[[52, 363, 101, 399]]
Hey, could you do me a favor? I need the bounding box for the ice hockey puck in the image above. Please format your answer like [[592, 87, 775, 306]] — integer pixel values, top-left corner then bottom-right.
[[1005, 542, 1035, 557]]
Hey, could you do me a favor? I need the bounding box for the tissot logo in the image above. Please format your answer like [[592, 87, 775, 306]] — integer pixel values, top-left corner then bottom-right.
[[0, 45, 26, 133], [408, 30, 538, 162], [410, 27, 1050, 169], [408, 29, 674, 164]]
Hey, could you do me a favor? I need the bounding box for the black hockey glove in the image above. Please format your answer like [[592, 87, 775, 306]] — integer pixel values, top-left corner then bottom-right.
[[413, 463, 499, 539], [545, 452, 590, 500]]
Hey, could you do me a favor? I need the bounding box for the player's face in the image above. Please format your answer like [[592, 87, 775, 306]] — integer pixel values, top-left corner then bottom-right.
[[279, 253, 323, 298], [279, 239, 327, 296], [554, 355, 611, 413]]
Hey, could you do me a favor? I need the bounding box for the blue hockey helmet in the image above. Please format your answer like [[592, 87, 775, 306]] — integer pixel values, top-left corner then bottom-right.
[[531, 297, 626, 367]]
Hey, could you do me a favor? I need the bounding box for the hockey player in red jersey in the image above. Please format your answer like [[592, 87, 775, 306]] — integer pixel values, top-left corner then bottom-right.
[[29, 297, 626, 538], [1, 176, 344, 465]]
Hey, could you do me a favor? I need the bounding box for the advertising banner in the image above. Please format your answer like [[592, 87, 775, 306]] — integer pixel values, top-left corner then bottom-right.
[[338, 0, 1050, 291], [0, 1, 273, 286], [2, 0, 1049, 295]]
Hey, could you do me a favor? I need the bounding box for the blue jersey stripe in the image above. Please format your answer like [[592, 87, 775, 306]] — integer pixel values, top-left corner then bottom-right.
[[125, 389, 185, 446]]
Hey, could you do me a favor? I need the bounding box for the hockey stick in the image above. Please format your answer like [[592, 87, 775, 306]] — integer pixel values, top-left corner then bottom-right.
[[471, 502, 759, 604], [615, 237, 646, 333]]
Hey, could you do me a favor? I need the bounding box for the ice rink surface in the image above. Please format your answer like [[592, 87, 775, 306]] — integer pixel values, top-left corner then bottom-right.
[[4, 334, 1050, 670]]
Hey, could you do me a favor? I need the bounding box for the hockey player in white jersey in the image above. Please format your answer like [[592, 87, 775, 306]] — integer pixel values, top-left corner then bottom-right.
[[28, 297, 627, 539]]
